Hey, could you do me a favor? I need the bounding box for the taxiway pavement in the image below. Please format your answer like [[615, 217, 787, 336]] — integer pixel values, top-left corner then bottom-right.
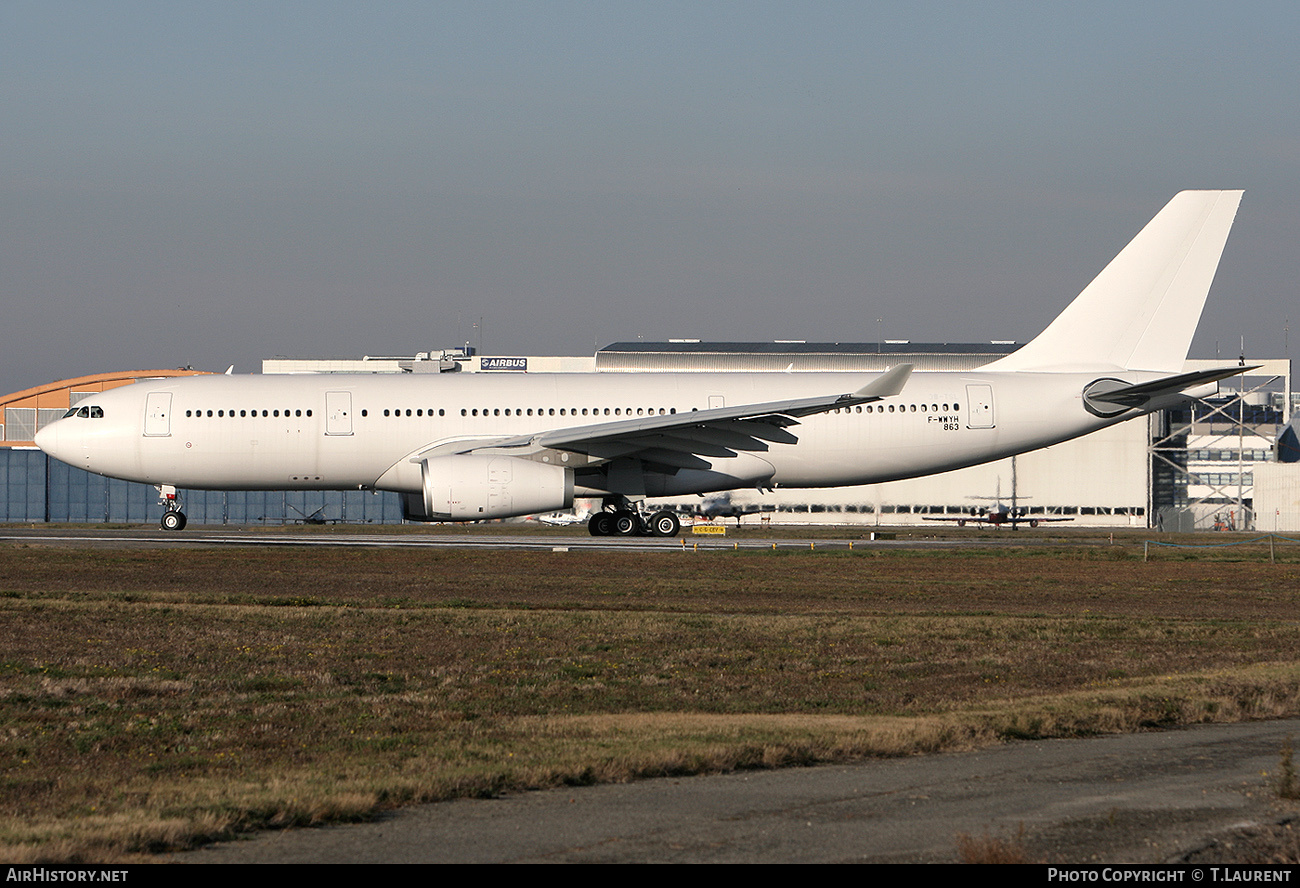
[[175, 719, 1300, 863]]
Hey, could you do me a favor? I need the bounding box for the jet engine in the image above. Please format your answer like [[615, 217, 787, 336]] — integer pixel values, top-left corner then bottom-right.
[[402, 454, 573, 522]]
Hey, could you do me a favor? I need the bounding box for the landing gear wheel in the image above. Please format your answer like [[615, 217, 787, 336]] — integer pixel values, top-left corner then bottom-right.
[[161, 510, 187, 532], [588, 512, 614, 537], [648, 510, 680, 537], [613, 511, 641, 536]]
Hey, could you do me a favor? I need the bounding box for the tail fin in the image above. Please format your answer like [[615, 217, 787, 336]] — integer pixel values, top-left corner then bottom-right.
[[984, 190, 1243, 373]]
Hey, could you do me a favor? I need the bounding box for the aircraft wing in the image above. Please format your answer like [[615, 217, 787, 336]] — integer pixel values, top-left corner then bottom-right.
[[442, 364, 913, 468]]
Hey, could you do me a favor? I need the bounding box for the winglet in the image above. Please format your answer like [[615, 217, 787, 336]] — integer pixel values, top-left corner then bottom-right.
[[852, 363, 912, 400]]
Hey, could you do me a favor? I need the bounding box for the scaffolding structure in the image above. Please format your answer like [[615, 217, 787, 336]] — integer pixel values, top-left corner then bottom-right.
[[1149, 359, 1293, 531]]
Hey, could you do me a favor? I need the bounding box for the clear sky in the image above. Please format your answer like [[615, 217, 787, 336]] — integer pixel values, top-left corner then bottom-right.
[[3, 1, 1297, 393]]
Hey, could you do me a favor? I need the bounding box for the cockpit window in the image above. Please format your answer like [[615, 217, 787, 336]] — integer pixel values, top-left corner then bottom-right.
[[63, 405, 104, 419]]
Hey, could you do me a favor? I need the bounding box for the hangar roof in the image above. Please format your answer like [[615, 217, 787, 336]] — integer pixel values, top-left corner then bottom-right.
[[595, 341, 1021, 373], [1, 369, 209, 446]]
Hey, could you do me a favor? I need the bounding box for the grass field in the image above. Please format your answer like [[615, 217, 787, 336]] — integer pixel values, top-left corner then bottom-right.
[[3, 530, 1300, 861]]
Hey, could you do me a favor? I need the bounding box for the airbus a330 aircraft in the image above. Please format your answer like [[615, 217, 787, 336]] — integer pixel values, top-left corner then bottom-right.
[[36, 191, 1250, 537]]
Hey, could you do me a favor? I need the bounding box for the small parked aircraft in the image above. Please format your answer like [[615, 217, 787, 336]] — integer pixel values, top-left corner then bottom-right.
[[921, 457, 1073, 529]]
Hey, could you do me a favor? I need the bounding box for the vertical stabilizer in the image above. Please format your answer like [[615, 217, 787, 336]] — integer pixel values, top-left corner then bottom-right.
[[984, 190, 1243, 373]]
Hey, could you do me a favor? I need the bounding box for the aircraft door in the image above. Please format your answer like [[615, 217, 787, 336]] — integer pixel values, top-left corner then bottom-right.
[[143, 392, 172, 437], [965, 384, 995, 429], [325, 392, 353, 436]]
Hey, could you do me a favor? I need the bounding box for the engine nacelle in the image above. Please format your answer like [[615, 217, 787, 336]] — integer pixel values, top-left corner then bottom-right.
[[404, 454, 573, 522]]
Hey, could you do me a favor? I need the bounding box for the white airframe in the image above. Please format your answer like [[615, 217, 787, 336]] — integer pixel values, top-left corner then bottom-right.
[[36, 191, 1249, 537]]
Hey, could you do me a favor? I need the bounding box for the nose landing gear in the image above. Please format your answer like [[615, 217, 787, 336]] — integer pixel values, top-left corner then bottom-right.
[[160, 510, 187, 531], [156, 485, 188, 531]]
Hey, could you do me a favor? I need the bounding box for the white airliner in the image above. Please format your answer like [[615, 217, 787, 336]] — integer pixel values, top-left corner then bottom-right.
[[36, 191, 1250, 537]]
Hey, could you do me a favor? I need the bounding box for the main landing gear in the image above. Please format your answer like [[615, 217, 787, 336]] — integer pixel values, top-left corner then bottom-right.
[[157, 485, 188, 531], [587, 506, 681, 538]]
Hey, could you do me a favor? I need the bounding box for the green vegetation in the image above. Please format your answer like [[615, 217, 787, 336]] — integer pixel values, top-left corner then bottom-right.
[[2, 538, 1299, 861]]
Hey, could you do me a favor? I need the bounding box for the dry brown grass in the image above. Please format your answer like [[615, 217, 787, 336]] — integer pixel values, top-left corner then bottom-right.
[[2, 540, 1300, 860], [1281, 736, 1300, 800], [956, 826, 1034, 863]]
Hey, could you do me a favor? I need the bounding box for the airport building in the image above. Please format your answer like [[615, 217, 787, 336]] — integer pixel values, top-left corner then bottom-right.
[[2, 345, 1296, 530]]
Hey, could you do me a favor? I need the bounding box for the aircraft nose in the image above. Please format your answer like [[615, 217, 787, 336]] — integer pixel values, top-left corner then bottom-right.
[[34, 422, 59, 456]]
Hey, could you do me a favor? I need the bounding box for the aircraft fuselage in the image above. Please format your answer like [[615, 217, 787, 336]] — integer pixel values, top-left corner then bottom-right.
[[36, 368, 1138, 498]]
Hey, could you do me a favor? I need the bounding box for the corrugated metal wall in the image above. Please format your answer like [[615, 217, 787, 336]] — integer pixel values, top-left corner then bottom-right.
[[1253, 463, 1300, 532], [1, 448, 405, 525]]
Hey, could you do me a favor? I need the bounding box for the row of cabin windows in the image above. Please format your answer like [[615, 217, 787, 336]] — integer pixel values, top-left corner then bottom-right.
[[375, 403, 959, 419], [456, 406, 674, 418], [180, 405, 674, 420], [186, 409, 313, 418], [367, 407, 677, 418], [833, 402, 959, 414], [181, 401, 960, 421], [371, 407, 674, 418]]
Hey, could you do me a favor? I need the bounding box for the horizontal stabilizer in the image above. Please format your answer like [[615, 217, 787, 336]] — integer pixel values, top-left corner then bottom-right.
[[1083, 365, 1257, 414]]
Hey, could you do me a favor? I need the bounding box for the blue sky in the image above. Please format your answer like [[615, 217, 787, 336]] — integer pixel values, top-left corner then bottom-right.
[[3, 1, 1298, 392]]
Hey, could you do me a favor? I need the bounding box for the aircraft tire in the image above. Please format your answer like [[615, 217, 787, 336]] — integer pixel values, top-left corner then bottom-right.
[[649, 510, 680, 537], [613, 511, 640, 536], [588, 513, 614, 537], [161, 510, 186, 532]]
